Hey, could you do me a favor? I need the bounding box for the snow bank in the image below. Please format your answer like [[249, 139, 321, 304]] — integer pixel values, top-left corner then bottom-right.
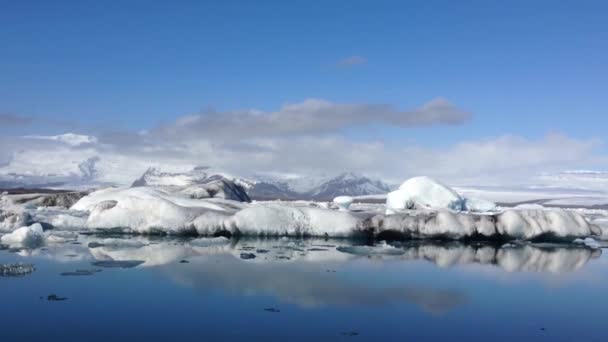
[[386, 177, 464, 212], [1, 223, 44, 247]]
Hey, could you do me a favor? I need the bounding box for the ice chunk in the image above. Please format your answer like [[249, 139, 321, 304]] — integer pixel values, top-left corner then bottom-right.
[[514, 203, 545, 210], [0, 207, 31, 231], [333, 196, 353, 211], [573, 237, 600, 248], [386, 176, 464, 212], [1, 223, 44, 247], [337, 242, 405, 256], [462, 197, 497, 212]]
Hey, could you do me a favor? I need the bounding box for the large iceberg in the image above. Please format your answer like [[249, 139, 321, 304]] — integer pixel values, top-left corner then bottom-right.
[[71, 187, 239, 234], [131, 167, 251, 202], [370, 208, 600, 240], [67, 185, 601, 241]]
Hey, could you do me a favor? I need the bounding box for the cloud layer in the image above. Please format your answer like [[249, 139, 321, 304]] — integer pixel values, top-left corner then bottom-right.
[[0, 98, 604, 187]]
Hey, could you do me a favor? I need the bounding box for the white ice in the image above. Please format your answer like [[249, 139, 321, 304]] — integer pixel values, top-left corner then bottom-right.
[[386, 176, 464, 212], [332, 196, 353, 211], [0, 223, 44, 247]]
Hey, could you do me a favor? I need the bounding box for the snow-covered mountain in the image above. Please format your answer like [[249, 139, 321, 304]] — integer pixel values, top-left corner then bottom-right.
[[248, 172, 393, 200]]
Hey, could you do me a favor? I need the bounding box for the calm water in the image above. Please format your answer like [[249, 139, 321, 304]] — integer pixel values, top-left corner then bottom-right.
[[0, 235, 606, 341]]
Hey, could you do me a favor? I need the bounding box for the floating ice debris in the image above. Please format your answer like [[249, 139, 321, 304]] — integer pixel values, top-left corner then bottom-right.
[[337, 242, 405, 256], [60, 269, 102, 276], [91, 260, 144, 268], [0, 263, 35, 277], [573, 237, 601, 248], [47, 294, 68, 301], [240, 253, 256, 260]]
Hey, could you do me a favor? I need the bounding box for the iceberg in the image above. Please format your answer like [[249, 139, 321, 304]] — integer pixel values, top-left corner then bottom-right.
[[1, 223, 45, 247], [370, 208, 600, 240], [462, 197, 497, 212], [72, 187, 237, 234], [132, 168, 251, 202], [64, 177, 600, 241], [386, 176, 464, 212], [332, 196, 353, 211]]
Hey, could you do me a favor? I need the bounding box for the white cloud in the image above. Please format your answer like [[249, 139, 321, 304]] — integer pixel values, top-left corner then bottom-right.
[[0, 99, 603, 188], [151, 98, 471, 140], [0, 131, 603, 188]]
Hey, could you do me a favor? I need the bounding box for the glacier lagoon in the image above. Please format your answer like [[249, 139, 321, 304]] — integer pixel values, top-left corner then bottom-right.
[[1, 234, 607, 341]]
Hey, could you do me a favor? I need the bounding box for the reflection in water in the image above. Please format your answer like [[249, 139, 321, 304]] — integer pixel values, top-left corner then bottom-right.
[[1, 235, 602, 314]]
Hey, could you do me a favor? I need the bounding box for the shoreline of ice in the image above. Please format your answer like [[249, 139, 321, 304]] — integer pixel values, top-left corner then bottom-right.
[[1, 176, 607, 243]]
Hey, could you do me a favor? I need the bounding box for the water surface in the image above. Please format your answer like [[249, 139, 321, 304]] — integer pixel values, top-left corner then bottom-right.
[[1, 235, 606, 341]]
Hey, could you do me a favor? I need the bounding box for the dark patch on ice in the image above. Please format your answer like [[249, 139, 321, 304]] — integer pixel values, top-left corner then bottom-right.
[[239, 246, 255, 251], [263, 307, 280, 313], [64, 254, 79, 258], [256, 249, 270, 253], [70, 241, 82, 245], [308, 248, 328, 251], [91, 260, 144, 268], [87, 242, 105, 248], [276, 256, 291, 260], [60, 269, 101, 276], [0, 263, 35, 277], [240, 253, 256, 260], [179, 260, 190, 264], [47, 294, 68, 301], [313, 244, 336, 248]]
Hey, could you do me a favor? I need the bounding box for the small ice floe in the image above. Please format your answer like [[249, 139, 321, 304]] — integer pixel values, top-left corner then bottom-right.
[[60, 269, 102, 276], [0, 263, 36, 277], [333, 196, 353, 211], [47, 294, 68, 301], [91, 260, 144, 268], [240, 252, 256, 260], [573, 237, 601, 248], [0, 223, 45, 247], [337, 241, 405, 256]]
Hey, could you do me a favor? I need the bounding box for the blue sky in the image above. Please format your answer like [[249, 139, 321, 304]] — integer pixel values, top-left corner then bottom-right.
[[1, 0, 607, 184]]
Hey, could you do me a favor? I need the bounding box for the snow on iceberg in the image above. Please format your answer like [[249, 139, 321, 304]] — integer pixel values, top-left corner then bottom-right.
[[369, 208, 601, 240], [386, 176, 464, 212], [0, 223, 45, 247], [333, 196, 353, 211], [132, 168, 251, 202], [224, 205, 363, 237], [71, 187, 238, 233], [462, 197, 497, 212], [68, 181, 599, 241]]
